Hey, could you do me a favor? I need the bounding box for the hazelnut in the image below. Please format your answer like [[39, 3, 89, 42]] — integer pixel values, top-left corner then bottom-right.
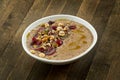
[[42, 38, 48, 42], [33, 45, 37, 48], [51, 30, 55, 33], [45, 23, 49, 27], [30, 50, 36, 54], [46, 43, 51, 46], [50, 35, 55, 40], [63, 26, 68, 30], [58, 23, 64, 26], [41, 45, 46, 49], [36, 36, 41, 40], [44, 34, 48, 37], [44, 34, 49, 38], [38, 31, 41, 34], [57, 26, 63, 31], [38, 53, 45, 57], [59, 31, 65, 36], [66, 23, 70, 26], [50, 39, 54, 43]]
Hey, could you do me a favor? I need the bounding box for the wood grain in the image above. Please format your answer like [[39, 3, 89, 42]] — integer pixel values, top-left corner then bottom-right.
[[0, 0, 16, 27], [66, 0, 115, 79], [0, 0, 119, 80], [6, 0, 51, 80], [0, 0, 34, 80], [86, 0, 120, 80], [0, 0, 17, 56]]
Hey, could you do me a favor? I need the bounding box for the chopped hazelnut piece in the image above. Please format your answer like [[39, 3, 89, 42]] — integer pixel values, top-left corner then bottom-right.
[[42, 38, 48, 42], [50, 35, 55, 40], [57, 26, 63, 31], [59, 31, 65, 36], [63, 26, 68, 30], [43, 34, 49, 39], [33, 45, 37, 48], [51, 30, 55, 33], [44, 23, 49, 27], [46, 43, 51, 46], [36, 36, 41, 40], [44, 34, 48, 37], [38, 32, 41, 35], [41, 45, 46, 49], [38, 53, 45, 57], [58, 23, 64, 26], [30, 50, 36, 54]]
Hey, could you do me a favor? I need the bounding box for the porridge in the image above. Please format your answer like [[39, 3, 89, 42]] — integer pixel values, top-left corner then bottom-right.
[[26, 19, 93, 60]]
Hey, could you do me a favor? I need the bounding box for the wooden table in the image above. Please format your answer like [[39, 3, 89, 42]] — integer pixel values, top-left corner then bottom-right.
[[0, 0, 120, 80]]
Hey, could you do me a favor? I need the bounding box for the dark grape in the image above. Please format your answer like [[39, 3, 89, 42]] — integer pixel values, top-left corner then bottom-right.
[[69, 25, 76, 29], [45, 47, 56, 55], [48, 21, 55, 25], [56, 39, 63, 46]]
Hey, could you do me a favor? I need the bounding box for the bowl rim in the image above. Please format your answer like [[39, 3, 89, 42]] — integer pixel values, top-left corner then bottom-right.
[[22, 14, 97, 63]]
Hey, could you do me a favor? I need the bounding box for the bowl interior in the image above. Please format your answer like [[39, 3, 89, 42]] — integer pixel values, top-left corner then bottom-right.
[[22, 14, 97, 64]]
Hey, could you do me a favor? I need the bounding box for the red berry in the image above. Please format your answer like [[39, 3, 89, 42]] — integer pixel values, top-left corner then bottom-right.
[[36, 48, 45, 52], [51, 26, 57, 30], [69, 25, 76, 29], [31, 37, 38, 45], [36, 41, 42, 45], [31, 36, 42, 45], [56, 39, 63, 46], [45, 47, 56, 55], [32, 37, 37, 41]]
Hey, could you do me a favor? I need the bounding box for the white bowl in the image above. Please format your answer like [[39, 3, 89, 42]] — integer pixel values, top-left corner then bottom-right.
[[22, 14, 97, 65]]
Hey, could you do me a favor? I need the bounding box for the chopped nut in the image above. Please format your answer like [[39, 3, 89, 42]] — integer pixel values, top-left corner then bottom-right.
[[63, 26, 68, 30], [44, 34, 49, 38], [50, 39, 54, 43], [45, 28, 49, 32], [42, 38, 48, 42], [57, 26, 63, 31], [33, 45, 37, 48], [42, 43, 46, 46], [38, 32, 41, 35], [46, 43, 51, 46], [44, 34, 48, 37], [41, 31, 45, 35], [41, 45, 46, 49], [44, 23, 49, 27], [58, 23, 64, 26], [59, 31, 65, 36], [38, 53, 45, 57], [50, 35, 55, 40], [51, 30, 55, 33], [41, 36, 44, 38], [30, 50, 36, 54], [66, 23, 70, 26], [36, 36, 41, 40], [41, 24, 45, 27]]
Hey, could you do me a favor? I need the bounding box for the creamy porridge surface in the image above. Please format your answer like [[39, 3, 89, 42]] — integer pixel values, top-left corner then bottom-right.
[[27, 19, 93, 60]]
